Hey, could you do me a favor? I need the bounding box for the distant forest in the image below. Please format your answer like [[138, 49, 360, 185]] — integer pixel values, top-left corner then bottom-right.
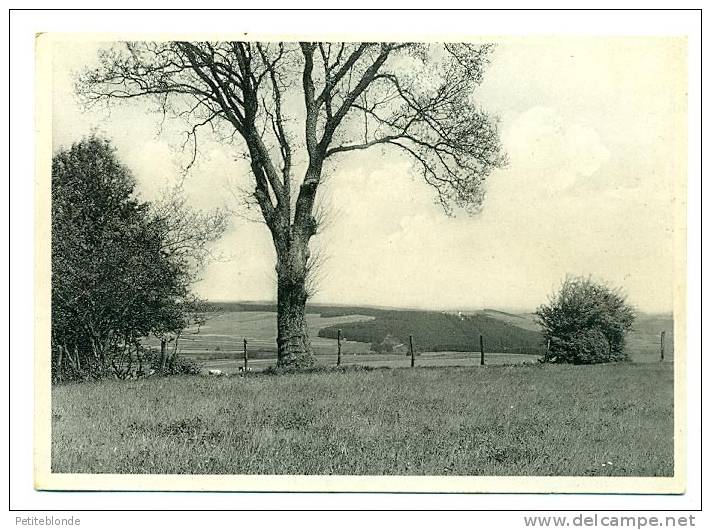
[[318, 310, 546, 354]]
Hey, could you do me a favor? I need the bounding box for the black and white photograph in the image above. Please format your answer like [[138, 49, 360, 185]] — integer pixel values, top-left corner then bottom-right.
[[27, 18, 693, 498]]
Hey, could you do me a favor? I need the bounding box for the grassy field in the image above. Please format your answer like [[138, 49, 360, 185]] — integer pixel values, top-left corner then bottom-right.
[[51, 362, 673, 476]]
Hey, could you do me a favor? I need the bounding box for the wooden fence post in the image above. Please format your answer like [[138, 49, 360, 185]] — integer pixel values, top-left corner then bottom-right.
[[159, 339, 167, 373], [242, 338, 249, 373], [660, 331, 665, 362], [409, 335, 415, 367], [57, 345, 64, 372], [480, 335, 485, 366], [337, 329, 342, 367]]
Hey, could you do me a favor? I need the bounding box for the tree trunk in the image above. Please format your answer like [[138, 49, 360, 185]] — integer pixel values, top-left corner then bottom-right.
[[275, 235, 315, 369]]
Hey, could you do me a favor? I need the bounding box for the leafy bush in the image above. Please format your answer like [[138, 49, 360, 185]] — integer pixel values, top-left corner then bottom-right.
[[565, 328, 612, 364], [536, 276, 635, 364]]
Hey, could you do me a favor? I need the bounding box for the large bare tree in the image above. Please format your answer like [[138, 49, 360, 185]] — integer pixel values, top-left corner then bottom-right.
[[78, 41, 506, 368]]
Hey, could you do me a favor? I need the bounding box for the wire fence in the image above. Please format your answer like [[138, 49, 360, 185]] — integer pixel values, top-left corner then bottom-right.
[[149, 328, 673, 375]]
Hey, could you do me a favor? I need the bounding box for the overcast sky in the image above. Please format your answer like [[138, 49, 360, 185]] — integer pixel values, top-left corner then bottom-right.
[[51, 37, 686, 313]]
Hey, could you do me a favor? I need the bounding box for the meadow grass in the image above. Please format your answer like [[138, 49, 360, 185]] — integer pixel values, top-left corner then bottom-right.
[[51, 362, 673, 476]]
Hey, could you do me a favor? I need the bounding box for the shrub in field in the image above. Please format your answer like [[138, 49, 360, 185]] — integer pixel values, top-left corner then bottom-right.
[[536, 276, 635, 364]]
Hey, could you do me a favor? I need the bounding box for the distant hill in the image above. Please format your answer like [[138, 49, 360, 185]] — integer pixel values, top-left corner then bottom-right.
[[203, 302, 544, 353], [474, 309, 542, 332], [203, 301, 674, 358]]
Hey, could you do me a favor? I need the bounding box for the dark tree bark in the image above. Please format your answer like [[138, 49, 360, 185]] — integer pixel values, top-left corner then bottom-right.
[[272, 189, 317, 367], [276, 268, 311, 367], [78, 41, 506, 369]]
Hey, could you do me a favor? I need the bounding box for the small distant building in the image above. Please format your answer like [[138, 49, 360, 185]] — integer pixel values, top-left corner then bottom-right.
[[373, 333, 409, 354]]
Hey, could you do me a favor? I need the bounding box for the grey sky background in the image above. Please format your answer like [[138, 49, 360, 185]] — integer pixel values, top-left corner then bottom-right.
[[51, 37, 686, 313]]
